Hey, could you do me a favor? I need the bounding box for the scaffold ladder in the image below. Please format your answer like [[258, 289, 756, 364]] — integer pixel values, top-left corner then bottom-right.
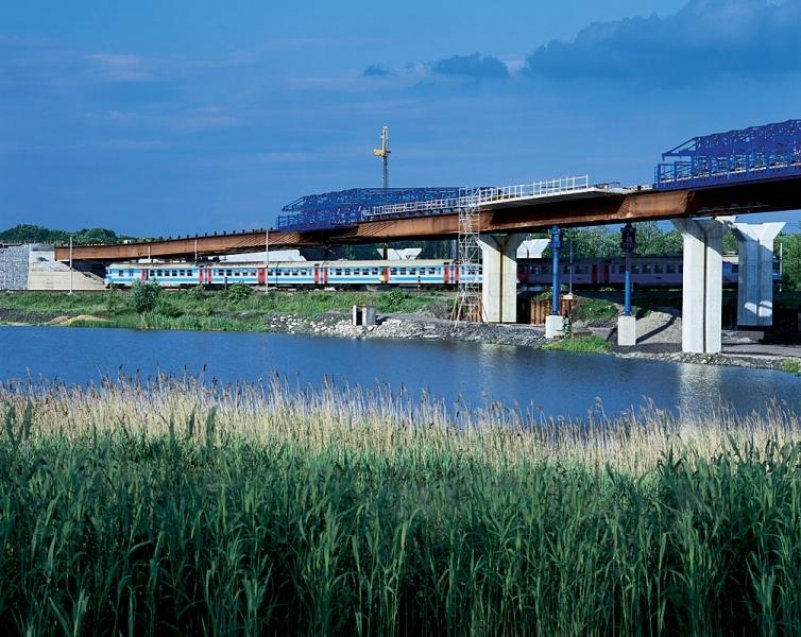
[[453, 187, 482, 323]]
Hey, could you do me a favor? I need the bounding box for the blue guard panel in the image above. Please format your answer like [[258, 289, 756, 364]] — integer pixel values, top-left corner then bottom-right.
[[276, 187, 461, 231], [655, 119, 801, 190]]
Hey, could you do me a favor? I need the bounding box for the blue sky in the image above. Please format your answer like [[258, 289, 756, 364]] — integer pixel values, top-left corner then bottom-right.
[[2, 0, 800, 235]]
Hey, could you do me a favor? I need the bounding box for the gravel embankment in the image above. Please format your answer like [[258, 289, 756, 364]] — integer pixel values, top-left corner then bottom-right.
[[265, 308, 801, 373]]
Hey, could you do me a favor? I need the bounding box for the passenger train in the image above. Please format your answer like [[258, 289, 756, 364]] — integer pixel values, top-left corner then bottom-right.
[[105, 259, 481, 289], [518, 256, 741, 288], [105, 255, 754, 290]]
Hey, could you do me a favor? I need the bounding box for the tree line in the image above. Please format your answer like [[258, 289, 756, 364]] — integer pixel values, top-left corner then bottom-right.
[[0, 224, 137, 246]]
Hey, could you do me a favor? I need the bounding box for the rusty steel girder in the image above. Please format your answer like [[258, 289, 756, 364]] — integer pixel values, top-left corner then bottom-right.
[[54, 177, 801, 262]]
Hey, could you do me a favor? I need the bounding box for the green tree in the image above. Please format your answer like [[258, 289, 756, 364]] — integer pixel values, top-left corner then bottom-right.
[[561, 227, 620, 258], [633, 221, 683, 255], [778, 233, 801, 291], [130, 282, 162, 313], [0, 224, 135, 245]]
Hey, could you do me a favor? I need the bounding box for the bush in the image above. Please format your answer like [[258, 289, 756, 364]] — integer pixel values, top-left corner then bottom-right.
[[226, 283, 254, 302], [130, 282, 161, 313], [155, 296, 183, 318], [781, 358, 801, 376], [543, 335, 611, 353]]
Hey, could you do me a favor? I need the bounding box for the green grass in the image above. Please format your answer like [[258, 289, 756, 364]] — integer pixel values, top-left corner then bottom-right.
[[570, 297, 619, 322], [543, 334, 611, 353], [1, 378, 801, 635], [781, 357, 801, 376], [0, 289, 447, 331]]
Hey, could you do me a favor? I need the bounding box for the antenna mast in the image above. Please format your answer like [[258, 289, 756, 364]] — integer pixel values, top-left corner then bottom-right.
[[372, 125, 391, 188]]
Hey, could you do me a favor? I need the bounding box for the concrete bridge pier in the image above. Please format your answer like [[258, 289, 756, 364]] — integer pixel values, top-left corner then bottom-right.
[[672, 217, 733, 354], [477, 233, 526, 323], [730, 222, 784, 327]]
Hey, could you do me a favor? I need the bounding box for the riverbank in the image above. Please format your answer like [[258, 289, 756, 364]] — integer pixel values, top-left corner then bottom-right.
[[3, 289, 800, 373], [264, 308, 801, 373]]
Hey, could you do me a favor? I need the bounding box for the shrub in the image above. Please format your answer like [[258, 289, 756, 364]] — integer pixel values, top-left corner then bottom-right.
[[226, 283, 254, 302], [129, 282, 161, 313], [543, 335, 611, 353], [155, 296, 183, 318], [781, 358, 801, 376]]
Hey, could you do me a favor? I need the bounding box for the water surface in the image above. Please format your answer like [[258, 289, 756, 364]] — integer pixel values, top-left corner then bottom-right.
[[1, 325, 798, 420]]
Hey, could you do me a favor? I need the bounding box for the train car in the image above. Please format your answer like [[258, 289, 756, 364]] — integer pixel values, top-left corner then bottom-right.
[[517, 256, 741, 288], [104, 259, 481, 289]]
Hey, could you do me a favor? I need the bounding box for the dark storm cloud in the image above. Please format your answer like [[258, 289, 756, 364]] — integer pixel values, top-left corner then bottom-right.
[[431, 53, 509, 78], [524, 0, 801, 85]]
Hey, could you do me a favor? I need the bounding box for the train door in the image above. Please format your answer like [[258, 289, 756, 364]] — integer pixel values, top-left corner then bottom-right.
[[257, 267, 266, 285], [140, 268, 148, 282], [198, 266, 209, 285]]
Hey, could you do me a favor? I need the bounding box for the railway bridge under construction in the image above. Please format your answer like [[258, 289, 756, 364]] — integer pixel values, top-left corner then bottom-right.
[[53, 119, 801, 355]]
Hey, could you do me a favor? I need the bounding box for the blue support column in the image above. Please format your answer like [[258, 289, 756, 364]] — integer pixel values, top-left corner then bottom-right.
[[617, 223, 637, 346], [620, 223, 636, 316], [549, 225, 561, 316]]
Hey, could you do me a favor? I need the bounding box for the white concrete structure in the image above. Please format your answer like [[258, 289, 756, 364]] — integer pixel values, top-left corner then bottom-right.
[[516, 239, 550, 259], [731, 222, 784, 327], [477, 233, 526, 323], [672, 217, 733, 354], [375, 248, 422, 260], [545, 314, 564, 339], [220, 250, 305, 262], [26, 247, 104, 291], [617, 315, 637, 347]]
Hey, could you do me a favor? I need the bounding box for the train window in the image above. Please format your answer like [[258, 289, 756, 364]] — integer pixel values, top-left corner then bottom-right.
[[371, 268, 379, 275], [428, 267, 436, 275], [631, 265, 640, 274], [653, 264, 663, 274], [390, 268, 397, 275], [225, 269, 232, 277], [678, 264, 683, 273], [399, 267, 407, 275], [334, 268, 342, 275], [642, 264, 652, 274]]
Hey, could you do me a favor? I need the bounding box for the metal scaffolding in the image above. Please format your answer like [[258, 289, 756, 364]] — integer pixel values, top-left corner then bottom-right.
[[453, 187, 482, 323], [655, 119, 801, 190]]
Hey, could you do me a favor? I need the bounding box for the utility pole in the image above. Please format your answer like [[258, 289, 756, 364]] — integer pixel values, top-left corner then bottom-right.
[[68, 236, 73, 295], [265, 228, 270, 293], [372, 126, 391, 189]]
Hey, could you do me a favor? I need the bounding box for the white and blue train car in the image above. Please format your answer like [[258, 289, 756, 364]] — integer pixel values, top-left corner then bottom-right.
[[104, 259, 481, 289]]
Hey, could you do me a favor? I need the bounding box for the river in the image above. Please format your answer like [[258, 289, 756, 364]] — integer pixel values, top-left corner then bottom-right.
[[1, 325, 799, 420]]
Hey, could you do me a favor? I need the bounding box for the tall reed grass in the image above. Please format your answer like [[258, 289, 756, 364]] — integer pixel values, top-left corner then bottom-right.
[[1, 376, 801, 635]]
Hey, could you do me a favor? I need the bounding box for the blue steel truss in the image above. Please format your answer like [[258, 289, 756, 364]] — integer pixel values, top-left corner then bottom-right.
[[276, 187, 461, 232], [655, 119, 801, 190]]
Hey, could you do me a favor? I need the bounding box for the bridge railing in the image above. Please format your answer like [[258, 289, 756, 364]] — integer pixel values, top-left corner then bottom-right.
[[366, 175, 591, 220]]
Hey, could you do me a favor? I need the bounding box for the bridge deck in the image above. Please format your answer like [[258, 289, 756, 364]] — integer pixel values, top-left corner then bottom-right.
[[55, 176, 801, 262]]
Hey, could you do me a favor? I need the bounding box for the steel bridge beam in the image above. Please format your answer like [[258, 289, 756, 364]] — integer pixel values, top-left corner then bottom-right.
[[55, 177, 801, 263]]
